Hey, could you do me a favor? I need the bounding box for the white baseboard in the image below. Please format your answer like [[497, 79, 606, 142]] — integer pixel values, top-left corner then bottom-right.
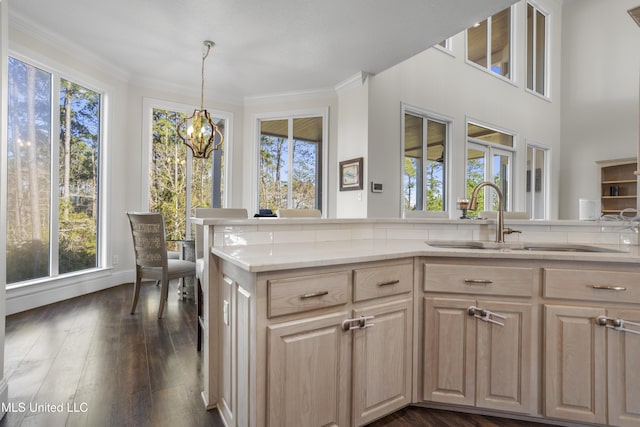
[[6, 268, 134, 315]]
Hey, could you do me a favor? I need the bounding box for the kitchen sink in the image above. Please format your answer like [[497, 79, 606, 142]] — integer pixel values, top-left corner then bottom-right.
[[425, 240, 627, 253]]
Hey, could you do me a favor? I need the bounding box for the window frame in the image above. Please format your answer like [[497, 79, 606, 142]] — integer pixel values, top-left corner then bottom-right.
[[524, 141, 550, 219], [6, 50, 109, 288], [526, 1, 551, 99], [252, 108, 328, 216], [141, 97, 233, 238], [465, 5, 516, 83], [401, 104, 452, 218], [465, 119, 516, 212]]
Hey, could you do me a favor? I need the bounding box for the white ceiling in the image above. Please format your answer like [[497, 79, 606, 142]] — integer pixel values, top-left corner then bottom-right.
[[9, 0, 517, 104]]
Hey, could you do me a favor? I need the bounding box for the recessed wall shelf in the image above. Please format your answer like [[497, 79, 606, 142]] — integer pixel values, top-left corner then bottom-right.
[[597, 158, 639, 215]]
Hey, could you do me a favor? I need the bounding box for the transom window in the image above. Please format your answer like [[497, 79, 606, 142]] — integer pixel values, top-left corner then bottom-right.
[[6, 56, 103, 285], [403, 110, 449, 214], [467, 7, 513, 79], [258, 114, 325, 213]]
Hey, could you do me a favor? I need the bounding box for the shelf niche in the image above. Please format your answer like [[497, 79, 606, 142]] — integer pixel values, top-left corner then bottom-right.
[[597, 158, 639, 215]]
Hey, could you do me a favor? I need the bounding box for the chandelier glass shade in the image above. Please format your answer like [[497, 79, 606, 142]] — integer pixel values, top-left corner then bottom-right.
[[177, 40, 223, 159]]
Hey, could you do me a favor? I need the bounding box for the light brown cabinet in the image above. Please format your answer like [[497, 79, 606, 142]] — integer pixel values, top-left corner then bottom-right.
[[598, 158, 639, 215], [543, 267, 640, 427], [421, 262, 535, 415]]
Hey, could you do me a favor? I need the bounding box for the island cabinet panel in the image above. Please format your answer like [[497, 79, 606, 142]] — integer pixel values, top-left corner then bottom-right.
[[544, 266, 640, 427], [351, 298, 413, 426], [422, 261, 536, 415], [544, 304, 607, 425], [267, 311, 351, 427]]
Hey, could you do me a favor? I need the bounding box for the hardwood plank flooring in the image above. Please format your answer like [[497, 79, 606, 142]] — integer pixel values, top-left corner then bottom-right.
[[2, 281, 560, 427]]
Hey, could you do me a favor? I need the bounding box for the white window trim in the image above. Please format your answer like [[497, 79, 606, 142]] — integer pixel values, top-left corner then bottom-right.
[[524, 140, 551, 219], [6, 49, 111, 286], [525, 1, 552, 100], [464, 4, 517, 86], [466, 118, 517, 211], [141, 97, 234, 223], [400, 103, 453, 218], [251, 108, 329, 217]]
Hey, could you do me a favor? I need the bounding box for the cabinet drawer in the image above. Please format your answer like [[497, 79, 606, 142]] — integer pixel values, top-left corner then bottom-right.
[[268, 271, 350, 318], [424, 263, 534, 297], [353, 261, 413, 302], [544, 268, 640, 303]]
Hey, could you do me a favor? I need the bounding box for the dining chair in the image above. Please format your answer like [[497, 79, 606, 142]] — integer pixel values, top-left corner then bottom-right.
[[194, 207, 248, 350], [275, 208, 322, 218], [126, 212, 196, 319]]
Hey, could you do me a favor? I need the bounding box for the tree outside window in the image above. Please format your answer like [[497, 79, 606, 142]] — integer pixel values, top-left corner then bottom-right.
[[6, 57, 102, 284]]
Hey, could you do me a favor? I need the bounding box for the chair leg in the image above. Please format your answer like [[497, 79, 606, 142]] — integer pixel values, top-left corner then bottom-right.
[[158, 277, 170, 319], [130, 275, 142, 314]]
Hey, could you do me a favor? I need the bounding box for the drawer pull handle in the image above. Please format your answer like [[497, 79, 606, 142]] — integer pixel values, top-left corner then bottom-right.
[[590, 285, 627, 291], [464, 279, 493, 285], [300, 290, 329, 299], [377, 279, 400, 287]]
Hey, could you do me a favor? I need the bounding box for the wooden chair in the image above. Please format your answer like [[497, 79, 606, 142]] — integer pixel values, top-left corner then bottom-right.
[[126, 212, 196, 319], [194, 207, 248, 350]]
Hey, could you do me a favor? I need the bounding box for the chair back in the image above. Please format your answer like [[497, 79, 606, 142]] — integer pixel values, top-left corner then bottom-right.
[[127, 212, 168, 269], [276, 208, 322, 218], [194, 208, 248, 258]]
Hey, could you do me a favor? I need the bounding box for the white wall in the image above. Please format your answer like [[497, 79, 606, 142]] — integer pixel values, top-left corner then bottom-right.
[[366, 0, 563, 218], [0, 0, 9, 415], [559, 0, 640, 219], [336, 73, 369, 218]]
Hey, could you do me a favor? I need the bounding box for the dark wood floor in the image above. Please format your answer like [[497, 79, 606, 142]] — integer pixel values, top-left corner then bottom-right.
[[2, 281, 560, 427]]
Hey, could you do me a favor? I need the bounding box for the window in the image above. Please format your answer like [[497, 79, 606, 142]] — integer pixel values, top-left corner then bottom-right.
[[466, 122, 514, 213], [527, 2, 548, 96], [148, 105, 227, 240], [258, 114, 325, 212], [467, 7, 512, 78], [526, 144, 548, 219], [403, 110, 448, 213], [6, 56, 103, 285]]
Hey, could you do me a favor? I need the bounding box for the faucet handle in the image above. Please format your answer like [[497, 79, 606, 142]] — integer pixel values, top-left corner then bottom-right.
[[503, 227, 522, 235]]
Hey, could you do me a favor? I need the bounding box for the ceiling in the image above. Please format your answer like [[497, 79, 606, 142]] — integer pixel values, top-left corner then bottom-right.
[[9, 0, 517, 104]]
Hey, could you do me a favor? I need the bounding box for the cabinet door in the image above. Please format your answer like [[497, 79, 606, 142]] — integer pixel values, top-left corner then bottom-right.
[[267, 312, 350, 427], [423, 297, 476, 406], [476, 300, 533, 414], [544, 304, 607, 425], [607, 308, 640, 427], [352, 299, 413, 426]]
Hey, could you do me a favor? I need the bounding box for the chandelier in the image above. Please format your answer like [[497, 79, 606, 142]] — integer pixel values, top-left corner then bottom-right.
[[177, 40, 223, 159]]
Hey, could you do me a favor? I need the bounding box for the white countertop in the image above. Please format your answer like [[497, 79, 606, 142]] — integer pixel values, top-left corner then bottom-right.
[[211, 239, 640, 273]]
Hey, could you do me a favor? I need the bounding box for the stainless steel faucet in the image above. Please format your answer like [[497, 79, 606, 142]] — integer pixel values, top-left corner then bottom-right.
[[468, 181, 520, 243]]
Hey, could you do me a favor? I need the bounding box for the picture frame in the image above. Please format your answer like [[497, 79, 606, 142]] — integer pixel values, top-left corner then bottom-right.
[[339, 157, 363, 191]]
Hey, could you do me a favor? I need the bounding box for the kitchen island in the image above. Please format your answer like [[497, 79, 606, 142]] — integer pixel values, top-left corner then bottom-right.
[[193, 218, 640, 427]]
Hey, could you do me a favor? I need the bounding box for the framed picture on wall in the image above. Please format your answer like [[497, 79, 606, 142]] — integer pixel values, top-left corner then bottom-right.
[[339, 157, 363, 191]]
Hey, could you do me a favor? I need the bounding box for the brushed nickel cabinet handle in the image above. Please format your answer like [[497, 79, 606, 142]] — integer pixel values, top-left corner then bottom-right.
[[300, 290, 329, 299], [590, 285, 627, 291], [377, 279, 400, 287], [464, 279, 493, 284]]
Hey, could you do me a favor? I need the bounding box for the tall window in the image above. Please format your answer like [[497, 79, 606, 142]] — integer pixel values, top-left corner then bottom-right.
[[527, 2, 548, 96], [466, 122, 514, 213], [403, 111, 448, 213], [258, 115, 324, 212], [6, 57, 102, 285], [149, 107, 226, 240], [467, 7, 512, 78], [526, 144, 548, 219]]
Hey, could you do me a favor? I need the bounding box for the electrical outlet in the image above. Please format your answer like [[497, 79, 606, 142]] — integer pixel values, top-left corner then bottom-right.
[[112, 254, 119, 265]]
